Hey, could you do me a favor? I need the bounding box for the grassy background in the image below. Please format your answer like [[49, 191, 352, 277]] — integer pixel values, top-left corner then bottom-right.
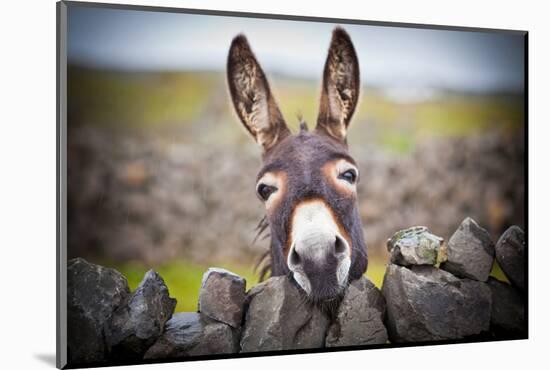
[[68, 66, 523, 154], [106, 258, 508, 312]]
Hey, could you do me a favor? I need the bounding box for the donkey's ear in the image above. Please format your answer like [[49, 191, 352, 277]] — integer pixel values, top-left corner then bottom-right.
[[316, 27, 360, 143], [227, 34, 290, 152]]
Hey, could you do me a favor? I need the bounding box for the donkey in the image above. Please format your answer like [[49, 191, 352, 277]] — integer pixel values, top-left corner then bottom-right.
[[227, 27, 367, 304]]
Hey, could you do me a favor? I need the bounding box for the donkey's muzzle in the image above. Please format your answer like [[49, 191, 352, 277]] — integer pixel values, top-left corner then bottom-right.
[[287, 199, 352, 300], [288, 234, 351, 300]]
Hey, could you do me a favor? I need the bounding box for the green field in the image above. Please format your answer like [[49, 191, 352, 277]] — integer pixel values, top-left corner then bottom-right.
[[106, 258, 508, 312], [109, 260, 258, 312], [68, 66, 524, 154]]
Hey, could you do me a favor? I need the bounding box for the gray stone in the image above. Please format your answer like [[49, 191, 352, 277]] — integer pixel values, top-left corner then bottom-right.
[[143, 313, 203, 359], [105, 270, 177, 359], [292, 307, 331, 349], [187, 319, 239, 356], [487, 277, 526, 337], [382, 264, 492, 343], [441, 217, 495, 281], [198, 268, 246, 328], [326, 276, 387, 347], [386, 226, 445, 266], [67, 258, 130, 365], [240, 276, 329, 352], [143, 313, 239, 359], [495, 226, 525, 291]]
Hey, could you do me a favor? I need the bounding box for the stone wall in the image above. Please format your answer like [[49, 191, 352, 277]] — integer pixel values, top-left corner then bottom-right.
[[66, 218, 526, 366]]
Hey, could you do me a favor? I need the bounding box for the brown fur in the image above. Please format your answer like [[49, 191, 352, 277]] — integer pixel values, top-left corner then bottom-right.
[[226, 35, 290, 151], [316, 27, 361, 143], [227, 27, 367, 302]]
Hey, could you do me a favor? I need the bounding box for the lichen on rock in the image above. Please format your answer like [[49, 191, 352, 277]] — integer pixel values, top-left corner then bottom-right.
[[386, 226, 446, 267]]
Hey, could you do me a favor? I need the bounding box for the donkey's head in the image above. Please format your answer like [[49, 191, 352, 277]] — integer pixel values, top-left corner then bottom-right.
[[227, 27, 367, 303]]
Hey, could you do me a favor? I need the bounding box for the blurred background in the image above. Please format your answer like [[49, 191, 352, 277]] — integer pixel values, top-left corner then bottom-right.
[[66, 4, 525, 311]]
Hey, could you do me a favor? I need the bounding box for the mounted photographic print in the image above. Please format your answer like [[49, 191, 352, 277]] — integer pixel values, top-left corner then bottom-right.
[[56, 1, 528, 368]]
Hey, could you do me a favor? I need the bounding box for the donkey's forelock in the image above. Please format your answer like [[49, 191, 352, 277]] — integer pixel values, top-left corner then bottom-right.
[[228, 27, 367, 303]]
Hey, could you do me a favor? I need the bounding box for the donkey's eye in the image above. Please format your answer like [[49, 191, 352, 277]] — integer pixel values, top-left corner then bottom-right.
[[257, 184, 277, 201], [338, 169, 357, 184]]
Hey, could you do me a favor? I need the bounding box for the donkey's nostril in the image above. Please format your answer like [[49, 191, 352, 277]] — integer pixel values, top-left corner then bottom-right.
[[334, 236, 347, 256], [290, 248, 301, 266]]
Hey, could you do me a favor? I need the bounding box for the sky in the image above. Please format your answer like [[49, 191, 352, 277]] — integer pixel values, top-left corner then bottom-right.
[[67, 4, 525, 94]]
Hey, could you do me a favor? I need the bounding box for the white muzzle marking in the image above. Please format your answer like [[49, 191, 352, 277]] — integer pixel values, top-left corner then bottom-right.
[[287, 200, 351, 294]]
